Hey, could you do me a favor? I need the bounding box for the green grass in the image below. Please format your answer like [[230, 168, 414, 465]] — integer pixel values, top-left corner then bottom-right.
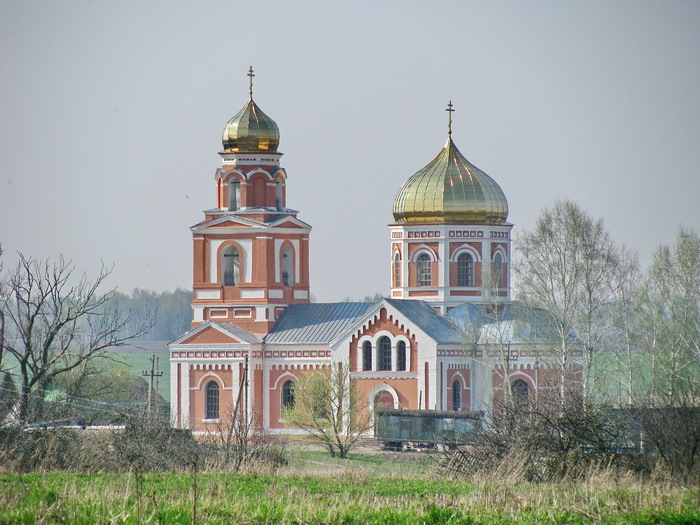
[[115, 347, 171, 401], [0, 469, 697, 524]]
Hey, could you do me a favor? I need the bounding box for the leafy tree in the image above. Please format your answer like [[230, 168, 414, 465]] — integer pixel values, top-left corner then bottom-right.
[[283, 362, 371, 458], [0, 254, 149, 423]]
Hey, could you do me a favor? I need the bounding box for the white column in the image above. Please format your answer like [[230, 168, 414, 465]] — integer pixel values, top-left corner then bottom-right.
[[170, 358, 179, 427], [263, 361, 271, 430], [181, 363, 190, 429]]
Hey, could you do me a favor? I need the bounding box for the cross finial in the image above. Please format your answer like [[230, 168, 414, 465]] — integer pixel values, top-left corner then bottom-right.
[[247, 66, 255, 99], [446, 100, 455, 135]]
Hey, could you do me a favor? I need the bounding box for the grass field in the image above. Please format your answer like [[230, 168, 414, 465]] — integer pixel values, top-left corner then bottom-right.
[[1, 451, 698, 524], [114, 341, 171, 402]]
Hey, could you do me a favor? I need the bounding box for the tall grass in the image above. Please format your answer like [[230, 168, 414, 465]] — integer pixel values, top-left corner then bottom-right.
[[1, 468, 697, 524]]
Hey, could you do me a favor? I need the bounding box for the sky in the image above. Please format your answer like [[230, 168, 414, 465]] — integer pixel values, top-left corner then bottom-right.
[[1, 1, 699, 303]]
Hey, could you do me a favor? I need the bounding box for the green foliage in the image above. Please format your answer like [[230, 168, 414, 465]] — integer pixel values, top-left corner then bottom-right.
[[52, 361, 147, 404], [282, 362, 371, 458], [0, 472, 697, 524], [110, 288, 192, 341]]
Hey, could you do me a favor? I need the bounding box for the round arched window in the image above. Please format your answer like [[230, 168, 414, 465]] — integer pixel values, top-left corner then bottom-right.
[[205, 381, 220, 420]]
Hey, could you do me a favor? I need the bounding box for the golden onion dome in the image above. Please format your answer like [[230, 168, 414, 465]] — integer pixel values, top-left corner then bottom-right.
[[222, 98, 280, 153], [393, 136, 508, 224]]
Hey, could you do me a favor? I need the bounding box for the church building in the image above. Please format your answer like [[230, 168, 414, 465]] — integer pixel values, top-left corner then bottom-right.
[[169, 71, 571, 434]]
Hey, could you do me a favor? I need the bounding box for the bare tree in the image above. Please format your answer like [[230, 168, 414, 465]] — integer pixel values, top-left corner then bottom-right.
[[283, 362, 371, 458], [0, 245, 5, 373], [0, 254, 150, 424], [514, 200, 620, 404]]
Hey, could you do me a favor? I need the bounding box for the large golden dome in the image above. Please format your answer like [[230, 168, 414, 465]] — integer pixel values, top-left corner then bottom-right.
[[392, 137, 508, 224], [222, 98, 280, 153]]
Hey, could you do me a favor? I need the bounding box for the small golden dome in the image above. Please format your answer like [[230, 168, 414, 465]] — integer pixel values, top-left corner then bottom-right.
[[222, 98, 280, 153], [393, 137, 508, 224]]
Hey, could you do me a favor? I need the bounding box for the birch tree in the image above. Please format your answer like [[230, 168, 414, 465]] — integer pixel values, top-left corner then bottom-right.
[[514, 200, 620, 404]]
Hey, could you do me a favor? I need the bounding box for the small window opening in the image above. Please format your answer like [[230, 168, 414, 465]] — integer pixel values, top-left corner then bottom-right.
[[281, 246, 293, 286], [223, 246, 240, 286], [362, 341, 372, 371], [282, 380, 295, 409], [457, 252, 474, 286], [275, 179, 283, 210], [417, 253, 432, 287], [396, 341, 407, 371], [378, 336, 392, 371], [452, 380, 462, 411], [205, 381, 220, 420], [228, 180, 241, 211]]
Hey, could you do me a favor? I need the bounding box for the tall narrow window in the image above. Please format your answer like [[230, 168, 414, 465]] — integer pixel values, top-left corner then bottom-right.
[[512, 379, 529, 407], [393, 252, 401, 287], [362, 341, 372, 371], [275, 179, 283, 210], [457, 252, 474, 286], [228, 180, 241, 211], [493, 252, 504, 288], [396, 341, 407, 371], [281, 246, 293, 286], [452, 381, 462, 411], [222, 246, 240, 286], [378, 336, 392, 371], [416, 253, 432, 287], [205, 381, 219, 420], [282, 380, 295, 409]]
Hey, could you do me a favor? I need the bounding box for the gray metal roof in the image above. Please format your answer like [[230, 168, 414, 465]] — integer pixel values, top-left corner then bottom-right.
[[446, 302, 570, 344], [216, 322, 263, 344], [383, 299, 466, 344], [264, 302, 374, 344]]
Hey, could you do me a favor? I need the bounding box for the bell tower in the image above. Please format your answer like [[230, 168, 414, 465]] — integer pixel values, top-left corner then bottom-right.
[[190, 68, 312, 334], [390, 102, 512, 313]]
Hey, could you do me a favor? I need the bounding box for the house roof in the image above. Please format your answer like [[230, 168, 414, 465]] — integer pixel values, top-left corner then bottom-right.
[[170, 320, 262, 345], [264, 302, 374, 344], [266, 299, 466, 346], [383, 299, 466, 344]]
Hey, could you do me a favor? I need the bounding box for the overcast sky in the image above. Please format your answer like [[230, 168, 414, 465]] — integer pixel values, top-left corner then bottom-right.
[[1, 1, 698, 302]]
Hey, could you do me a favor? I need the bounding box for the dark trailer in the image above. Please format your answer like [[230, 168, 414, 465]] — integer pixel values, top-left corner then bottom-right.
[[376, 409, 482, 450]]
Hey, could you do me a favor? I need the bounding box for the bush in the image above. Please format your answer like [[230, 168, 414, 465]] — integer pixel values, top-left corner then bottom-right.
[[443, 394, 634, 482]]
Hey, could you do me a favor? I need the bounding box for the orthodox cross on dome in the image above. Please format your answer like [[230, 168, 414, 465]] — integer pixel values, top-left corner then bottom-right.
[[446, 100, 455, 136], [247, 66, 255, 99]]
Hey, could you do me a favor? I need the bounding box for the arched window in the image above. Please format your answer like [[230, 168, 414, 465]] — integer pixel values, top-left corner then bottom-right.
[[378, 336, 392, 371], [416, 253, 432, 287], [362, 341, 372, 371], [493, 252, 504, 288], [205, 381, 219, 420], [228, 179, 241, 211], [275, 179, 283, 210], [452, 380, 462, 411], [281, 245, 293, 286], [457, 252, 474, 286], [393, 252, 401, 287], [282, 380, 295, 409], [222, 246, 240, 286], [396, 341, 407, 371], [512, 379, 529, 407]]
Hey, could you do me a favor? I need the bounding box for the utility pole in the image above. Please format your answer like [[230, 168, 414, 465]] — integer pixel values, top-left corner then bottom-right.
[[142, 354, 163, 414]]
